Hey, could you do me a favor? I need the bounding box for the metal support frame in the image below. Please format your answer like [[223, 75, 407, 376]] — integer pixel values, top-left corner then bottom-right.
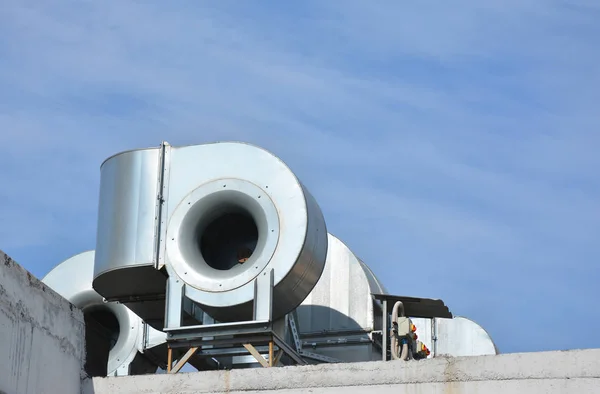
[[168, 347, 199, 373], [382, 299, 388, 361], [164, 325, 304, 372], [286, 310, 342, 364], [163, 269, 306, 373], [431, 317, 438, 357]]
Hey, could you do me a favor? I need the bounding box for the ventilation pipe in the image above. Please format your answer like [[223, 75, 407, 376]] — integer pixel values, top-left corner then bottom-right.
[[391, 301, 409, 361], [42, 251, 167, 376], [92, 142, 328, 326]]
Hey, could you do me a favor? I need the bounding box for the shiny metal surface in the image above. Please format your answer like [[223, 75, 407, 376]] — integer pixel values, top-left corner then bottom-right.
[[298, 233, 384, 334], [297, 233, 496, 363], [93, 147, 166, 306], [94, 148, 160, 275], [94, 141, 328, 323], [90, 140, 498, 368], [43, 251, 167, 376], [296, 233, 385, 362], [411, 317, 498, 357]]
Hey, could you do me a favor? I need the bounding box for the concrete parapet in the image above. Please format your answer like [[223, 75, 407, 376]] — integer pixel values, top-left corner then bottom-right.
[[84, 348, 600, 393], [0, 250, 85, 394]]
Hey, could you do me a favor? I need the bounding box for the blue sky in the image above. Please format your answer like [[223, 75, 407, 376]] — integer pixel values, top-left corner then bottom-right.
[[1, 1, 599, 354]]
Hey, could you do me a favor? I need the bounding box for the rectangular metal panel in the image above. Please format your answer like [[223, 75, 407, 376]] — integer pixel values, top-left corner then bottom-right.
[[94, 148, 160, 279], [298, 234, 378, 334]]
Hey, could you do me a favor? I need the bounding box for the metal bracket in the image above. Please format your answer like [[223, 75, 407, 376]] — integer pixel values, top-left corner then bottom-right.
[[164, 277, 183, 330], [153, 140, 171, 271], [382, 298, 388, 361], [115, 364, 130, 376], [431, 317, 438, 357], [254, 269, 274, 321], [299, 351, 342, 364], [286, 311, 302, 352], [285, 311, 341, 364], [142, 322, 149, 351]]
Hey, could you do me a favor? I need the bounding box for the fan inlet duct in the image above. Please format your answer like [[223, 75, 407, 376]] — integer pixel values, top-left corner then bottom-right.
[[43, 251, 166, 376], [92, 141, 328, 325]]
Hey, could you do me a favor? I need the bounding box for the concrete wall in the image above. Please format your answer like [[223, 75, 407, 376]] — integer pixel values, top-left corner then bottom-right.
[[85, 348, 600, 394], [0, 250, 86, 394]]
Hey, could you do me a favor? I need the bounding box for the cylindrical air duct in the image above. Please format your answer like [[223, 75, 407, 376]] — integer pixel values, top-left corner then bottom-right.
[[43, 251, 166, 376], [93, 142, 328, 324]]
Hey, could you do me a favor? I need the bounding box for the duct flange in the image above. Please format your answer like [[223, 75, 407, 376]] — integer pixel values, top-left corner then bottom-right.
[[167, 178, 280, 294]]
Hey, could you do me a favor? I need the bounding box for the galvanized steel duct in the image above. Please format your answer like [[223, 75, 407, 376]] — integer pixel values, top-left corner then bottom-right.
[[93, 142, 328, 324], [296, 233, 388, 363], [42, 251, 167, 376], [410, 316, 499, 357], [299, 233, 386, 334]]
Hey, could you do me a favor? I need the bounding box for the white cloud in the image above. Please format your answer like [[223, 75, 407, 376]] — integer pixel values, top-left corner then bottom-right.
[[0, 0, 599, 353]]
